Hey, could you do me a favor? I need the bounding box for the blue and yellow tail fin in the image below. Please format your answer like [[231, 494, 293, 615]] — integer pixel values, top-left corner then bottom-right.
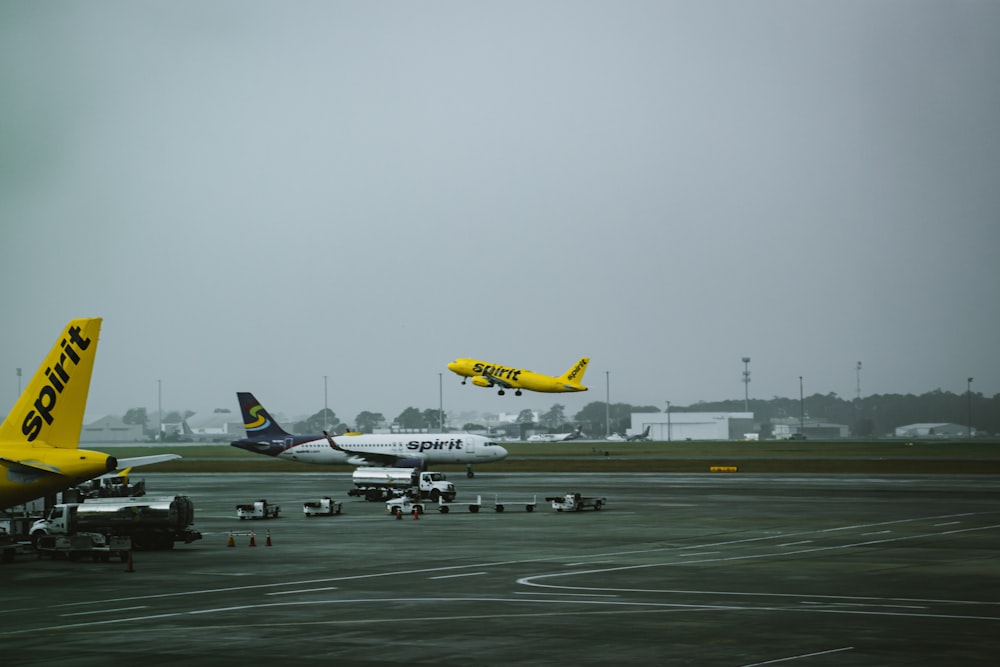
[[236, 392, 290, 438]]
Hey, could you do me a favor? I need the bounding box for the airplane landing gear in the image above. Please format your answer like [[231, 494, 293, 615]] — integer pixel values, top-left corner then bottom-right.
[[515, 390, 522, 396], [497, 389, 505, 395]]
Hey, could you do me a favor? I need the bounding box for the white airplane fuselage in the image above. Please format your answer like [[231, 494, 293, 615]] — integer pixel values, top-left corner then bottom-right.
[[267, 433, 507, 466]]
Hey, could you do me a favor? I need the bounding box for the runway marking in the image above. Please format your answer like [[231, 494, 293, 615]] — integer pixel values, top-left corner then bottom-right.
[[566, 560, 614, 566], [14, 510, 999, 636], [430, 572, 487, 580], [934, 521, 961, 526], [777, 541, 811, 547], [741, 645, 854, 665], [60, 606, 149, 618], [515, 591, 619, 598], [861, 530, 891, 536], [267, 587, 340, 595]]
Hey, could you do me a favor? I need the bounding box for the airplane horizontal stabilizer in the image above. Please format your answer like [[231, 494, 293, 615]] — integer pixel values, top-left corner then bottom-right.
[[115, 454, 181, 469]]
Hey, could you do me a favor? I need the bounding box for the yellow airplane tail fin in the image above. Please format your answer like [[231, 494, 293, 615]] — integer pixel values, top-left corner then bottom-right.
[[559, 357, 589, 386], [0, 318, 102, 448]]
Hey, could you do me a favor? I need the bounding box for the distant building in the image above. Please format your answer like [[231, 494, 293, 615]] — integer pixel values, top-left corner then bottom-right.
[[186, 411, 245, 441], [629, 411, 755, 441], [80, 415, 144, 443], [895, 423, 973, 438], [771, 418, 850, 440]]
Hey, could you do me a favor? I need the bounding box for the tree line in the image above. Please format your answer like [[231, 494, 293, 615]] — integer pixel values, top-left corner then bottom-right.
[[120, 388, 998, 441]]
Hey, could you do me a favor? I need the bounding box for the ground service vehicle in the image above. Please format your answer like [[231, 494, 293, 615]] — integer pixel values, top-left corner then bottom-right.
[[303, 497, 343, 516], [34, 533, 131, 562], [31, 496, 202, 550], [1, 532, 18, 563], [385, 496, 426, 516], [438, 494, 538, 513], [237, 499, 281, 519], [547, 493, 607, 512], [348, 467, 456, 502]]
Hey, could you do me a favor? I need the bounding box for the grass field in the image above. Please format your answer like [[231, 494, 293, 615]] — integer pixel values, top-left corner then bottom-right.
[[98, 439, 1000, 474]]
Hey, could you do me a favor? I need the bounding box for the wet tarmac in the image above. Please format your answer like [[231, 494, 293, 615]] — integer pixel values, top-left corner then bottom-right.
[[3, 471, 999, 666]]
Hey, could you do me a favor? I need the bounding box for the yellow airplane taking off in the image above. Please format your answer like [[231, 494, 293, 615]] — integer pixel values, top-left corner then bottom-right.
[[0, 318, 178, 510], [447, 357, 589, 396]]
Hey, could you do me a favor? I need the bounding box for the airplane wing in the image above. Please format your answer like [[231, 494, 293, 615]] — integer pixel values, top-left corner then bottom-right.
[[0, 456, 61, 476], [483, 372, 515, 389], [322, 432, 418, 468], [115, 454, 181, 469]]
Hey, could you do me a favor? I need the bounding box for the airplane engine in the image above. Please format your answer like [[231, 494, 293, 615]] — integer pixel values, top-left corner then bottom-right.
[[471, 376, 492, 388]]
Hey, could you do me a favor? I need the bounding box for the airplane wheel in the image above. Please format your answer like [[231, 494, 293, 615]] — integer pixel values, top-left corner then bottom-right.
[[515, 390, 522, 396], [498, 389, 505, 395]]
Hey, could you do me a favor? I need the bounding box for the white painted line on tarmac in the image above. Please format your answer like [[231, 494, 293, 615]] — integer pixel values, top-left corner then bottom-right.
[[777, 541, 812, 547], [515, 591, 619, 598], [566, 561, 614, 566], [741, 645, 854, 665], [267, 587, 340, 595], [60, 606, 149, 617], [430, 572, 487, 580]]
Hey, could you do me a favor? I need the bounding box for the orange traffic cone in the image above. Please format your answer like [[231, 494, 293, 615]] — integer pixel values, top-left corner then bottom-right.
[[124, 551, 134, 573], [396, 508, 402, 520], [412, 508, 419, 520], [249, 531, 257, 547], [227, 531, 235, 547], [265, 530, 272, 547]]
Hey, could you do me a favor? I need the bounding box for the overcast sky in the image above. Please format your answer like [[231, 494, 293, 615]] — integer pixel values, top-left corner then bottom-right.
[[2, 1, 998, 426]]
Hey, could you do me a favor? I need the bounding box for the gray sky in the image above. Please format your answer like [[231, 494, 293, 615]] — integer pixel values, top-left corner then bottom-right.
[[2, 1, 998, 425]]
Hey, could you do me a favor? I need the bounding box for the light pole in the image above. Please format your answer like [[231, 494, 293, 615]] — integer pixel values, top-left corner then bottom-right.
[[438, 372, 444, 431], [16, 367, 21, 397], [665, 400, 671, 442], [323, 375, 328, 431], [967, 377, 974, 440], [605, 371, 610, 438], [157, 379, 162, 441], [741, 357, 751, 413], [798, 376, 804, 435], [856, 361, 862, 401]]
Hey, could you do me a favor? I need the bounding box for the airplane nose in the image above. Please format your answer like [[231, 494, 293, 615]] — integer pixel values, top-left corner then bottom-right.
[[447, 361, 459, 373]]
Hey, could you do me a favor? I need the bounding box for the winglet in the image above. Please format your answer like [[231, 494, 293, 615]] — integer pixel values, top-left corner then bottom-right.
[[322, 431, 344, 452]]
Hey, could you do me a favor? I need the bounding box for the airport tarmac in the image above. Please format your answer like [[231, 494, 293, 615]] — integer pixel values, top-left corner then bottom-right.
[[3, 471, 999, 666]]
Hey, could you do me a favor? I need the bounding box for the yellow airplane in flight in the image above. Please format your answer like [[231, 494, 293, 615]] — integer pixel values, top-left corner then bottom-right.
[[0, 318, 178, 510], [447, 357, 589, 396]]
